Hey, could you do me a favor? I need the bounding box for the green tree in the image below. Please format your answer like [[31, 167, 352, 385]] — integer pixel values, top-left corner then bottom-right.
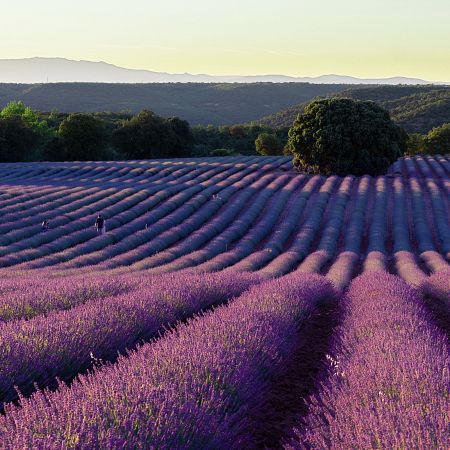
[[423, 123, 450, 155], [112, 110, 192, 159], [59, 113, 107, 161], [0, 117, 38, 162], [42, 136, 66, 161], [255, 132, 284, 155], [0, 100, 51, 139], [286, 98, 406, 176], [165, 117, 194, 157], [405, 133, 425, 156]]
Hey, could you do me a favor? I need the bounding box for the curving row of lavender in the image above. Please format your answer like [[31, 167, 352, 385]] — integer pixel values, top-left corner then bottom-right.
[[0, 273, 335, 448], [287, 272, 449, 449], [0, 155, 449, 284], [0, 274, 131, 322], [0, 271, 259, 409], [0, 155, 448, 448], [1, 269, 447, 448]]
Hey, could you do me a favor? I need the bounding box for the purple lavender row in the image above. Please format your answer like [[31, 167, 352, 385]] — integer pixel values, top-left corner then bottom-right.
[[0, 186, 73, 217], [0, 184, 79, 215], [0, 273, 335, 448], [142, 172, 303, 274], [4, 157, 275, 189], [90, 167, 279, 269], [421, 270, 450, 303], [435, 154, 450, 178], [326, 176, 371, 289], [0, 271, 259, 408], [297, 176, 354, 275], [423, 178, 450, 259], [257, 176, 338, 278], [0, 163, 201, 228], [0, 187, 96, 235], [55, 162, 263, 269], [424, 155, 448, 179], [0, 188, 141, 266], [392, 177, 427, 285], [2, 160, 170, 185], [363, 177, 388, 271], [0, 165, 62, 183], [227, 175, 320, 273], [112, 172, 297, 271], [408, 177, 449, 272], [0, 274, 132, 322], [187, 173, 305, 273], [288, 272, 449, 449], [73, 160, 209, 186], [0, 186, 34, 204], [421, 269, 450, 334], [24, 160, 254, 269], [391, 155, 448, 179], [23, 165, 229, 268], [36, 162, 153, 184], [1, 161, 223, 249], [121, 172, 281, 271], [4, 160, 232, 250], [0, 162, 179, 223], [0, 187, 113, 243]]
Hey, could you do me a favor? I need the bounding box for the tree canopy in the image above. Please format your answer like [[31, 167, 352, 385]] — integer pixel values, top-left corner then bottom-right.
[[59, 113, 107, 161], [0, 100, 51, 138], [423, 123, 450, 155], [286, 98, 406, 176], [112, 110, 193, 159], [405, 123, 450, 156], [255, 132, 284, 156], [0, 101, 49, 162], [0, 116, 38, 162]]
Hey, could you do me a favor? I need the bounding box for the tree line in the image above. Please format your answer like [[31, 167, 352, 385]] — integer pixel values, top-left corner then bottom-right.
[[0, 100, 448, 172], [0, 101, 286, 162]]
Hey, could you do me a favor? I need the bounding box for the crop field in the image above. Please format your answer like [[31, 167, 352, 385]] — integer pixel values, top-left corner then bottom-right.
[[0, 155, 448, 448]]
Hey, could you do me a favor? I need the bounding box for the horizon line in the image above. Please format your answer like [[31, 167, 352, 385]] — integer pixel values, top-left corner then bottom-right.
[[1, 56, 449, 84]]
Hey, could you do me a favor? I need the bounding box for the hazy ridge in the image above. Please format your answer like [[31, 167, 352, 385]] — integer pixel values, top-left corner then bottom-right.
[[0, 57, 444, 85]]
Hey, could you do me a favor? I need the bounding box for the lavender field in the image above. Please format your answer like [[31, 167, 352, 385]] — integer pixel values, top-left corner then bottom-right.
[[0, 155, 448, 449]]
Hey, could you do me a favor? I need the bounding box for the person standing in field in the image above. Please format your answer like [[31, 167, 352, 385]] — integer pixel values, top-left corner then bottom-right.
[[41, 220, 50, 232], [95, 214, 106, 235]]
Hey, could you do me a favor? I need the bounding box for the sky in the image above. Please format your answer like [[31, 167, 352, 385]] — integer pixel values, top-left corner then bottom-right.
[[0, 0, 449, 81]]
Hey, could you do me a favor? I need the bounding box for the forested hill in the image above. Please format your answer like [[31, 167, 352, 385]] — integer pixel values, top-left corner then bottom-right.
[[0, 83, 348, 126], [257, 85, 450, 133]]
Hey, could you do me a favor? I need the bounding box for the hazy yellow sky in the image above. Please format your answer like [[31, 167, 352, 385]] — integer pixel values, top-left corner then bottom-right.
[[1, 0, 449, 80]]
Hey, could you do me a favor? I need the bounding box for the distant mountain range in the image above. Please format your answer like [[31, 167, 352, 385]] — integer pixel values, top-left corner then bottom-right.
[[0, 57, 447, 85]]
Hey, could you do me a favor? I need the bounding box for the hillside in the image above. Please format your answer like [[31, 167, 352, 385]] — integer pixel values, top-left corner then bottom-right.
[[0, 155, 448, 283], [257, 85, 450, 133], [0, 155, 448, 447], [0, 83, 349, 126]]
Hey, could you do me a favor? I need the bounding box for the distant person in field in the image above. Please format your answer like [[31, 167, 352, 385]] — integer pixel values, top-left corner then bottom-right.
[[41, 220, 49, 232], [95, 214, 106, 235]]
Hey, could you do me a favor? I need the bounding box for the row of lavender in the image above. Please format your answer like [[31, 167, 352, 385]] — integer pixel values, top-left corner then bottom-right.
[[0, 156, 285, 186], [0, 271, 334, 447], [0, 269, 447, 448], [0, 157, 289, 268], [0, 271, 260, 408], [1, 156, 449, 286], [288, 272, 449, 449]]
